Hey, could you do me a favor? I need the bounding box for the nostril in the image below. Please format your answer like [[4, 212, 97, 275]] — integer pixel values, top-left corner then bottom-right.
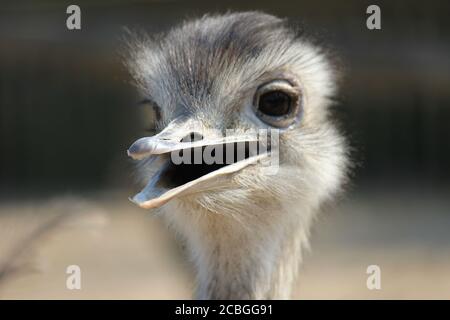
[[180, 132, 204, 142]]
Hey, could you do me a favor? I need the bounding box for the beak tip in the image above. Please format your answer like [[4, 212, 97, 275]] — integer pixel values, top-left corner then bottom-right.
[[127, 148, 138, 160], [127, 144, 145, 160], [127, 137, 156, 160]]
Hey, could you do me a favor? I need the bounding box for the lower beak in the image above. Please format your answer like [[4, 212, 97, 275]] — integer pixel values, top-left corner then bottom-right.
[[127, 134, 269, 209]]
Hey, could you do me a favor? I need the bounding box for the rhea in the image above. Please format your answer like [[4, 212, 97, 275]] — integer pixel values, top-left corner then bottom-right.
[[126, 12, 348, 299]]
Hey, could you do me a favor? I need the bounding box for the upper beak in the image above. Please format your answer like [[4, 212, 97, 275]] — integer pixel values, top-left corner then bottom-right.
[[127, 118, 201, 160], [127, 118, 269, 209]]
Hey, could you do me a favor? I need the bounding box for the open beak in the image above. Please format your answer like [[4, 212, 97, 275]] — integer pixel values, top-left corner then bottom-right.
[[127, 119, 269, 209]]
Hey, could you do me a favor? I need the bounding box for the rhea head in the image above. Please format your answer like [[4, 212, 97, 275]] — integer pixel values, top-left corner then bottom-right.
[[126, 12, 347, 299]]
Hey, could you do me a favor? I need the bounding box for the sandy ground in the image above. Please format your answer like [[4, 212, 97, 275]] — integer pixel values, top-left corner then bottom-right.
[[0, 190, 449, 299]]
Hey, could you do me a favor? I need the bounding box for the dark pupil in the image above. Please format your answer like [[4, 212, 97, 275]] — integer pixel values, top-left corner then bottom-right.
[[258, 91, 291, 117]]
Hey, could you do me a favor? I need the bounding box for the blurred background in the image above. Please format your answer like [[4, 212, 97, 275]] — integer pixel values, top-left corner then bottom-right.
[[0, 0, 449, 299]]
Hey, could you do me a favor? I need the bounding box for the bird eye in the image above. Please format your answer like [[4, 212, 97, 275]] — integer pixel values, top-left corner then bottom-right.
[[138, 98, 162, 133], [258, 91, 291, 117], [138, 98, 162, 122], [253, 80, 302, 128]]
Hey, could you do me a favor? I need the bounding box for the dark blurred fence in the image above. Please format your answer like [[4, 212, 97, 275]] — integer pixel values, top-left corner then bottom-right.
[[0, 0, 449, 194]]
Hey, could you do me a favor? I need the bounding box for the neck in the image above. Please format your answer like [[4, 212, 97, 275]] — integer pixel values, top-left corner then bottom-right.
[[165, 201, 314, 299]]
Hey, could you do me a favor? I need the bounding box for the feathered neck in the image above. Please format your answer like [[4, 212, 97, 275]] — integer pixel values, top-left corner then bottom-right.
[[163, 201, 315, 299]]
